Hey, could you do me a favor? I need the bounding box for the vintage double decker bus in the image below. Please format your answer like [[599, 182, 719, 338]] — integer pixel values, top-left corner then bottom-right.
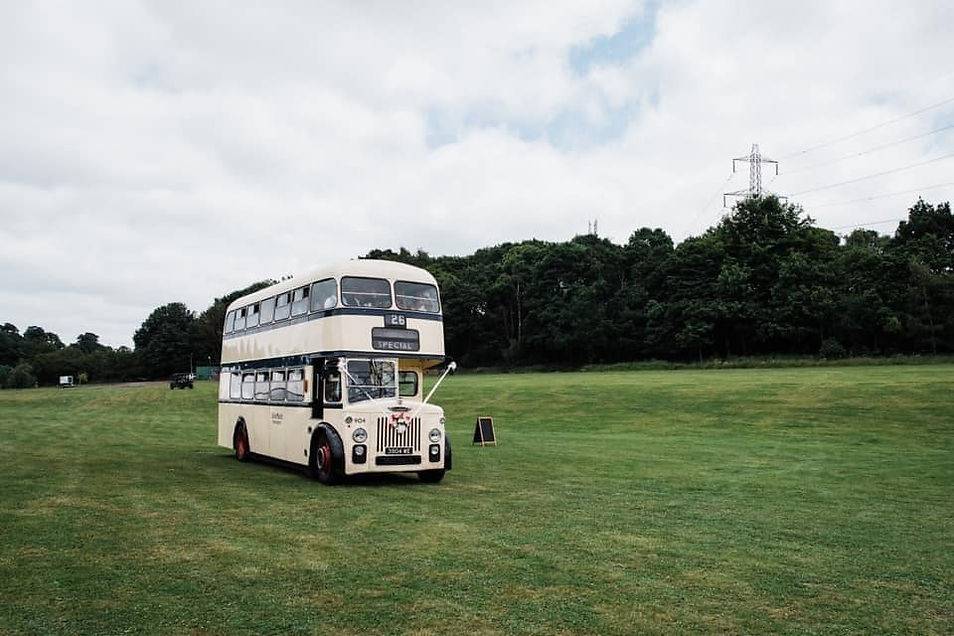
[[217, 260, 453, 484]]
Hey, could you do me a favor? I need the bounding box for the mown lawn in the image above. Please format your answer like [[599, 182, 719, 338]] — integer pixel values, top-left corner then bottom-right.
[[0, 365, 952, 634]]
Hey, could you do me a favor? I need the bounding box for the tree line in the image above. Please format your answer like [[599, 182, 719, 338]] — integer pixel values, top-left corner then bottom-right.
[[0, 281, 272, 388], [2, 196, 951, 387], [368, 196, 954, 366]]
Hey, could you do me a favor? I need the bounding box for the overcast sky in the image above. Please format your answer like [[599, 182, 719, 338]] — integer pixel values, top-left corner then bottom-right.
[[2, 1, 953, 346]]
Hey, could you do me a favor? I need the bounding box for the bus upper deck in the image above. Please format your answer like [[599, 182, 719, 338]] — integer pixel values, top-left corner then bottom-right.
[[221, 259, 445, 367]]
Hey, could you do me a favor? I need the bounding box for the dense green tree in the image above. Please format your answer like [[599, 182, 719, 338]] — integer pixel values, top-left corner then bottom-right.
[[0, 323, 23, 367], [75, 332, 104, 354], [22, 326, 63, 358], [133, 303, 199, 377], [5, 363, 36, 389], [195, 280, 276, 365]]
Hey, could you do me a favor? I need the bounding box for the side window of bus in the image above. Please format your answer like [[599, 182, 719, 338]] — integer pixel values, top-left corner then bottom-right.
[[291, 286, 309, 317], [229, 372, 241, 399], [270, 370, 286, 401], [246, 303, 260, 329], [254, 371, 269, 400], [224, 310, 235, 334], [399, 371, 418, 397], [341, 276, 392, 308], [274, 292, 291, 321], [324, 370, 341, 403], [234, 307, 247, 331], [310, 278, 337, 312], [259, 296, 275, 324], [241, 373, 255, 400], [286, 368, 305, 402]]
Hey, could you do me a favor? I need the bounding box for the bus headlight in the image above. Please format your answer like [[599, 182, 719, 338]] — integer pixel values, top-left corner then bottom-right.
[[352, 428, 367, 443], [429, 428, 442, 443]]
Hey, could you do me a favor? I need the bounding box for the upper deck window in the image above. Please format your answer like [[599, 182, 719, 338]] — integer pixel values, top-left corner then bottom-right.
[[341, 277, 392, 308], [310, 279, 337, 311], [291, 286, 310, 317], [224, 311, 235, 334], [234, 307, 247, 331], [395, 281, 440, 313], [260, 296, 275, 323], [246, 303, 260, 328], [274, 292, 291, 321]]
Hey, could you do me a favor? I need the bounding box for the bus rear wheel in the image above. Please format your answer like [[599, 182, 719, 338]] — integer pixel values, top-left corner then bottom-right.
[[234, 423, 250, 462]]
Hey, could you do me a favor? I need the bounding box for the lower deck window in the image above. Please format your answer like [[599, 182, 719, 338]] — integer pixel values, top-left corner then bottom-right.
[[286, 368, 305, 402], [270, 370, 286, 401], [254, 371, 269, 400], [229, 372, 241, 399], [241, 373, 255, 400], [324, 371, 341, 403], [347, 360, 397, 403]]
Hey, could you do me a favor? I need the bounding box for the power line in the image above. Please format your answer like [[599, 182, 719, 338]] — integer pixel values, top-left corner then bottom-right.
[[681, 169, 736, 237], [789, 151, 954, 197], [830, 218, 904, 231], [811, 181, 954, 209], [784, 122, 954, 174], [779, 94, 954, 159]]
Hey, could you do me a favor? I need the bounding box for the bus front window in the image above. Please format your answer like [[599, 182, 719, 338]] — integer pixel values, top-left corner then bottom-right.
[[346, 360, 397, 403]]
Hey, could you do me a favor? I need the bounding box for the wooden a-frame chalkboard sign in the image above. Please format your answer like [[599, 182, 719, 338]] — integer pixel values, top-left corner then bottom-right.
[[472, 417, 497, 446]]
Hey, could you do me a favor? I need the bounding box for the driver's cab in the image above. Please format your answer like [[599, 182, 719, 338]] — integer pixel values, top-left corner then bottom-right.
[[317, 356, 446, 475]]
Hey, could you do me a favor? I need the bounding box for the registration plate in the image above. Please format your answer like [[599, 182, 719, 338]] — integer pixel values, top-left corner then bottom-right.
[[385, 446, 412, 455]]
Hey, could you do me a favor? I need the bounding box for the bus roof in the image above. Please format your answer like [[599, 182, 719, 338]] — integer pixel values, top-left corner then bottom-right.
[[226, 259, 438, 313]]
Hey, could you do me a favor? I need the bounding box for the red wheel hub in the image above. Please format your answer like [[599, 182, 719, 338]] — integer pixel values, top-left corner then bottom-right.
[[236, 433, 248, 459], [317, 442, 332, 474]]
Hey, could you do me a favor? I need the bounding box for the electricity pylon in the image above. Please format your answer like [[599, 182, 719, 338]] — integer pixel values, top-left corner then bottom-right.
[[723, 143, 783, 207]]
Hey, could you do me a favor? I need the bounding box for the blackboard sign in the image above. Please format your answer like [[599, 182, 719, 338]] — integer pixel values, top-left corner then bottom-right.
[[472, 417, 497, 446]]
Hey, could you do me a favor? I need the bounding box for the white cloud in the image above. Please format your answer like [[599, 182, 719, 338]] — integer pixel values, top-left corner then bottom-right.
[[1, 0, 953, 345]]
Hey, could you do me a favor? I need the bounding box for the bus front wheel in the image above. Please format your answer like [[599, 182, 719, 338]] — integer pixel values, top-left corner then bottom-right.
[[234, 422, 250, 462], [309, 429, 342, 485]]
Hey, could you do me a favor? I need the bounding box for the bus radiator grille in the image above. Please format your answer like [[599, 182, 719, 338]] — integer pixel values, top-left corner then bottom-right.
[[376, 417, 421, 454]]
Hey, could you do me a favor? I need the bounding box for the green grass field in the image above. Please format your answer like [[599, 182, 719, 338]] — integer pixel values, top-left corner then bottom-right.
[[1, 366, 952, 634]]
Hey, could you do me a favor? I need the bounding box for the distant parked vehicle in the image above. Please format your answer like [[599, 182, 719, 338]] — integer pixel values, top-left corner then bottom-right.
[[59, 375, 74, 388], [170, 373, 194, 390]]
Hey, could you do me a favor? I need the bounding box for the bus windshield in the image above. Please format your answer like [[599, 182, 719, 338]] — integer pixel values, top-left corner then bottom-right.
[[346, 359, 397, 403]]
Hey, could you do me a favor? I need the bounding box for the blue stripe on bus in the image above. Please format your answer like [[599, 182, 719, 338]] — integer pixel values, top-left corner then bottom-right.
[[221, 350, 446, 371], [218, 399, 313, 408], [223, 307, 442, 341]]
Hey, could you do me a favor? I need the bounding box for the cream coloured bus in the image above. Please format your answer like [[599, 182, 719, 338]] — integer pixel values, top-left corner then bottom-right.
[[217, 259, 452, 484]]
